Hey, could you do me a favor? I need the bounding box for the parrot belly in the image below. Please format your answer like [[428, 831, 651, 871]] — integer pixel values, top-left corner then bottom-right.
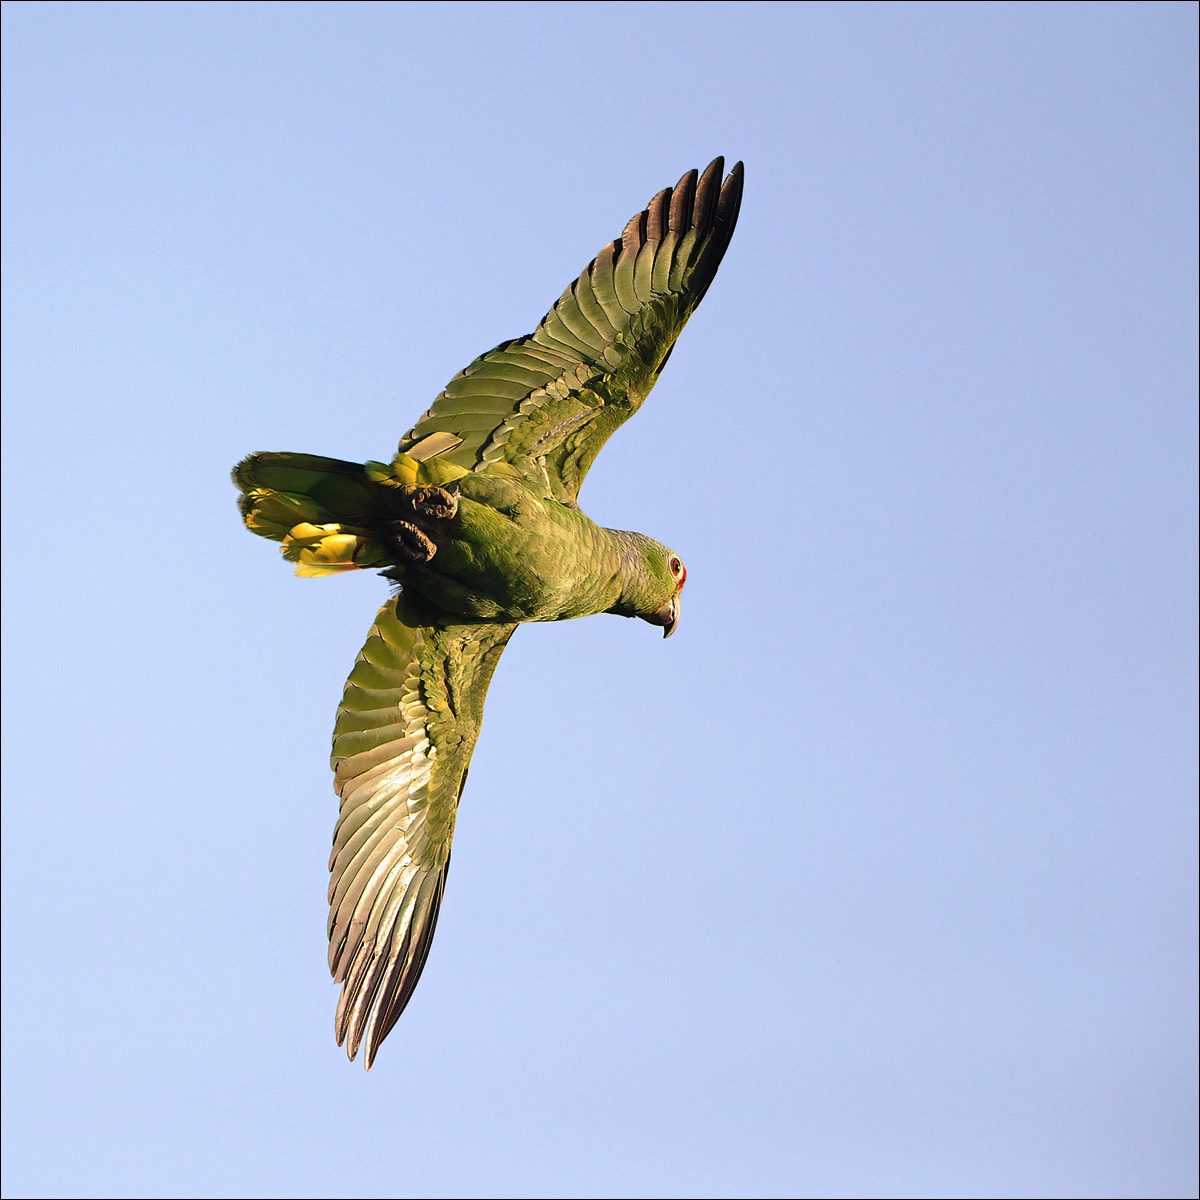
[[398, 472, 622, 624]]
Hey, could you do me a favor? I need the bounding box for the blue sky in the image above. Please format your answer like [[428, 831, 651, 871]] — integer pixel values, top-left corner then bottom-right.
[[2, 3, 1196, 1197]]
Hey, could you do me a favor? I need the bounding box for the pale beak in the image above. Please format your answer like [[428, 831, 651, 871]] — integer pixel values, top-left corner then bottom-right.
[[643, 594, 679, 638]]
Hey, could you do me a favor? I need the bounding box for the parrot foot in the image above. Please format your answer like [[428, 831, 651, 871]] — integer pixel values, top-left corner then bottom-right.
[[387, 485, 457, 565], [409, 485, 458, 521], [392, 521, 436, 564]]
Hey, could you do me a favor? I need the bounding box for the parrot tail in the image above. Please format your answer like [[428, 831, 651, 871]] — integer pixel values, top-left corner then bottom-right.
[[232, 452, 392, 576]]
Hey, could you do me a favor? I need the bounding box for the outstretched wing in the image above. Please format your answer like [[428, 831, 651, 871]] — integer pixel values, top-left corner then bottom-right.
[[398, 157, 743, 503], [327, 592, 515, 1068]]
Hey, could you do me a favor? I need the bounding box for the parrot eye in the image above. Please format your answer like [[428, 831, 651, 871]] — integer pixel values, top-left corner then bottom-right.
[[669, 556, 686, 585]]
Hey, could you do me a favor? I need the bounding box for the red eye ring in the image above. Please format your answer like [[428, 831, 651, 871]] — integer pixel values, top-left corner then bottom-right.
[[669, 556, 686, 585]]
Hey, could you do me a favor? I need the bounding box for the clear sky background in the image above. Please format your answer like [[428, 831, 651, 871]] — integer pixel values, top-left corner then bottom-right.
[[2, 3, 1196, 1198]]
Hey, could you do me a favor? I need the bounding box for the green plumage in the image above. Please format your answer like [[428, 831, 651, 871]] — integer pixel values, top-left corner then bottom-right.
[[233, 158, 743, 1068]]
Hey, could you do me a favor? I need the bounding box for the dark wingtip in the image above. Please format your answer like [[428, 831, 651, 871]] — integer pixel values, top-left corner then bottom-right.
[[685, 157, 744, 303], [716, 160, 745, 241], [693, 157, 724, 233], [669, 168, 698, 233]]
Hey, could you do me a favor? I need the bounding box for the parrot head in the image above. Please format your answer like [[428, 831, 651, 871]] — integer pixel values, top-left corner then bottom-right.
[[638, 548, 687, 639]]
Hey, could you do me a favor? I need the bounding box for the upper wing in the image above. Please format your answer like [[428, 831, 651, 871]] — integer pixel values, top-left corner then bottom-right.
[[398, 157, 744, 503], [327, 592, 515, 1068]]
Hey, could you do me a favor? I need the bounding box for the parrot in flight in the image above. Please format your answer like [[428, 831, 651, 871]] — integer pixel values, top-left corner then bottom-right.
[[234, 157, 744, 1067]]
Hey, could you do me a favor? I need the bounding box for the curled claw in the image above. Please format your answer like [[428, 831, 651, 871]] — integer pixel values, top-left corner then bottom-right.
[[392, 520, 436, 564], [409, 486, 458, 521]]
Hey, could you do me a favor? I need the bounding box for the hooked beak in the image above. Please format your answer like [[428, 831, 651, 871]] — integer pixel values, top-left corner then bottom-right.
[[643, 593, 680, 639]]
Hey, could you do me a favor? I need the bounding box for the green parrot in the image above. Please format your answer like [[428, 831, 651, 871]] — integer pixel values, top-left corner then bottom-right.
[[234, 157, 743, 1067]]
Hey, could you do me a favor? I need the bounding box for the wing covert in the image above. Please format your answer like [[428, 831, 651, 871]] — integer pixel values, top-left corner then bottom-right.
[[327, 592, 515, 1067], [398, 157, 743, 502]]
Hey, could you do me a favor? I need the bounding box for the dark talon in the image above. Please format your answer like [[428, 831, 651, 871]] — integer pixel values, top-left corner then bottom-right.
[[392, 521, 436, 564], [410, 486, 458, 520]]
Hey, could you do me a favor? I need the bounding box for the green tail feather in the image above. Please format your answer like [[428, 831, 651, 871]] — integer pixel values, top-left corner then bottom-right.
[[232, 452, 391, 575], [233, 453, 379, 530]]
